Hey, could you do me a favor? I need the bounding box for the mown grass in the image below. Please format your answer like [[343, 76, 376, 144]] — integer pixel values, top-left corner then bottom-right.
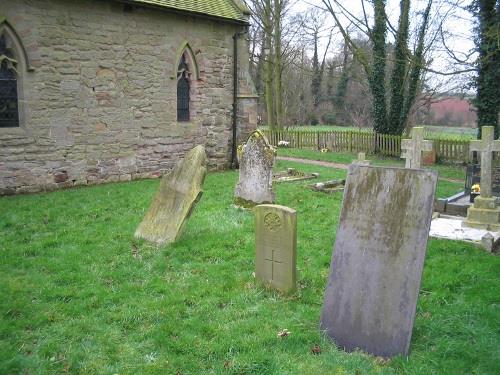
[[1, 160, 499, 374]]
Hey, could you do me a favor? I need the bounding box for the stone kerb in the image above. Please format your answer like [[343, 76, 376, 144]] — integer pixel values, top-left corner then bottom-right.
[[254, 204, 297, 293], [234, 130, 276, 208]]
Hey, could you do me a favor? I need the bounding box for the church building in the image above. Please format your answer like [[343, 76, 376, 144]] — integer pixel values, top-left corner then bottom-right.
[[0, 0, 258, 194]]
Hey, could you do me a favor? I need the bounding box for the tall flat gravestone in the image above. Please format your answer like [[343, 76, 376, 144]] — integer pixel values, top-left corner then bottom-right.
[[135, 145, 207, 245], [320, 165, 437, 358], [234, 130, 276, 208], [254, 204, 296, 293]]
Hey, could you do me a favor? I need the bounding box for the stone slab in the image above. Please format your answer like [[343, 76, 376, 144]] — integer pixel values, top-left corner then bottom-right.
[[134, 145, 207, 245], [273, 168, 319, 183], [430, 216, 500, 243], [254, 204, 296, 293], [320, 165, 437, 358]]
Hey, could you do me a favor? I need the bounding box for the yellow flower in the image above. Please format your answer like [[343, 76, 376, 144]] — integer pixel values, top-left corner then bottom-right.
[[471, 184, 480, 193]]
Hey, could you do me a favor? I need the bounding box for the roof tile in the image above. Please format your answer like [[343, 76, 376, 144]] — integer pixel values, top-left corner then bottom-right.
[[129, 0, 248, 23]]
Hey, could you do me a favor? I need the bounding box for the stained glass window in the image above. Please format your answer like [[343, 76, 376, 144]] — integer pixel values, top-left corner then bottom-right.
[[177, 54, 190, 122], [0, 34, 19, 128]]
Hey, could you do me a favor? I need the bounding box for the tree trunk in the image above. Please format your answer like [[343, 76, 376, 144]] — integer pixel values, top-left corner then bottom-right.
[[369, 0, 389, 134], [388, 0, 410, 135], [273, 0, 284, 128], [264, 0, 275, 129]]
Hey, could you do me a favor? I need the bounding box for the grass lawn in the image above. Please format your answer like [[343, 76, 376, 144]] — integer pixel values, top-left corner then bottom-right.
[[277, 149, 466, 199], [1, 160, 499, 374]]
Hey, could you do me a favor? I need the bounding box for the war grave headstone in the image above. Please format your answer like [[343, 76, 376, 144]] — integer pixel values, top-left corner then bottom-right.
[[234, 130, 276, 208], [401, 127, 433, 169], [273, 168, 319, 183], [320, 165, 437, 357], [254, 204, 297, 293], [463, 126, 500, 231], [135, 145, 207, 245]]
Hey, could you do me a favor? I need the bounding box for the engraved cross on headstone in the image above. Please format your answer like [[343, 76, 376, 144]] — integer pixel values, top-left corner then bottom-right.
[[401, 127, 433, 169], [265, 249, 283, 281], [469, 126, 500, 198]]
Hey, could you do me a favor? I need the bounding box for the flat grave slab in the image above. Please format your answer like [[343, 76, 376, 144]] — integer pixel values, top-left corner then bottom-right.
[[430, 216, 499, 243], [273, 168, 319, 183], [321, 165, 437, 358], [309, 179, 345, 194]]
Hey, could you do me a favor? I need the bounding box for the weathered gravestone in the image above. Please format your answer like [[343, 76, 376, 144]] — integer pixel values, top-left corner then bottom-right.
[[353, 152, 371, 166], [135, 145, 207, 245], [320, 165, 437, 357], [401, 127, 433, 169], [463, 126, 500, 230], [234, 130, 276, 208], [254, 204, 296, 293]]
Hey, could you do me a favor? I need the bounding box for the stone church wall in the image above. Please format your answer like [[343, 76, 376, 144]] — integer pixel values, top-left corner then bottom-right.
[[0, 0, 257, 194]]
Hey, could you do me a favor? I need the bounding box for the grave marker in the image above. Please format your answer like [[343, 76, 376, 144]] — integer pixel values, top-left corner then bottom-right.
[[234, 130, 276, 208], [463, 127, 500, 230], [468, 126, 500, 198], [255, 204, 297, 293], [135, 145, 207, 245], [353, 152, 371, 166], [401, 127, 433, 169], [320, 165, 437, 357]]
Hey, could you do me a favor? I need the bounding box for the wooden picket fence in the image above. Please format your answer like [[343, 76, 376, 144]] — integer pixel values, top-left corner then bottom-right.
[[262, 129, 471, 162]]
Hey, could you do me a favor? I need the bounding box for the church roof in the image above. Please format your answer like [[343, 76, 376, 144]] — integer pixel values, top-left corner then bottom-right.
[[126, 0, 250, 24]]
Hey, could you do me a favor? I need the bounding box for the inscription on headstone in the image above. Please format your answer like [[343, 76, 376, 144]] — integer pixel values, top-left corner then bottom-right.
[[320, 165, 437, 357], [255, 204, 296, 293]]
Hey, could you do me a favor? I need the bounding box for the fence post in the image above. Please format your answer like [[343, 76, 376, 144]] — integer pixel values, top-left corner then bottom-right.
[[348, 132, 352, 153]]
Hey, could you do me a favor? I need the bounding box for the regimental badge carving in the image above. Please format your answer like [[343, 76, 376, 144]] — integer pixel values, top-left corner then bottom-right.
[[264, 212, 281, 231]]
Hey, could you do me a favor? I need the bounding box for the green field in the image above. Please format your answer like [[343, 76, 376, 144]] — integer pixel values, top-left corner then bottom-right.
[[1, 158, 498, 374]]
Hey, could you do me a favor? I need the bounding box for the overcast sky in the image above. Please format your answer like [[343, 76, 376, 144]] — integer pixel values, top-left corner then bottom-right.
[[293, 0, 476, 92]]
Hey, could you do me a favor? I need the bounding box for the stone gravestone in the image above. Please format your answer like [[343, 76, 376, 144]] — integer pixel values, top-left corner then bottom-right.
[[320, 165, 437, 358], [352, 152, 371, 166], [401, 127, 433, 169], [463, 126, 500, 230], [254, 204, 296, 293], [234, 130, 276, 208], [135, 145, 207, 245]]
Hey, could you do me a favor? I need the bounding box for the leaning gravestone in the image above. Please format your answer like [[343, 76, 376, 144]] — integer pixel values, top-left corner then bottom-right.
[[135, 145, 207, 245], [234, 130, 276, 208], [254, 204, 296, 293], [320, 165, 437, 357]]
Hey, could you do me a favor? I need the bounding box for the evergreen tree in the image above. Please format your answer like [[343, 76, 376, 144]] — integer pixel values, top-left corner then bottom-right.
[[470, 0, 500, 137]]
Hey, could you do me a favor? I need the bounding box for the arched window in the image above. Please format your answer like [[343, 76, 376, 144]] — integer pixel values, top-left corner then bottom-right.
[[0, 33, 19, 128], [177, 53, 190, 121]]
